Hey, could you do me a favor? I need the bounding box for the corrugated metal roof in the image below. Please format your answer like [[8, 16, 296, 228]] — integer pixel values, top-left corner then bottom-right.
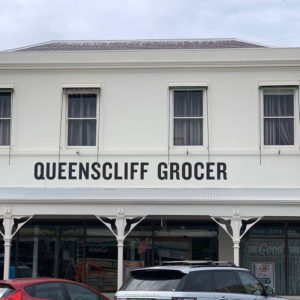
[[0, 187, 298, 202], [11, 39, 267, 52]]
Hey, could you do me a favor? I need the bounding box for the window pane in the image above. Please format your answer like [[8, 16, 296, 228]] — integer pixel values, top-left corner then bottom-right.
[[288, 239, 300, 294], [68, 94, 96, 118], [189, 91, 203, 117], [241, 238, 286, 294], [264, 94, 294, 117], [174, 119, 203, 146], [174, 91, 188, 117], [182, 271, 213, 292], [68, 120, 96, 146], [214, 271, 244, 293], [85, 237, 117, 292], [0, 120, 10, 146], [174, 91, 203, 117], [288, 224, 300, 237], [237, 271, 264, 295], [25, 282, 65, 300], [64, 283, 99, 300], [0, 93, 11, 118], [264, 118, 294, 145]]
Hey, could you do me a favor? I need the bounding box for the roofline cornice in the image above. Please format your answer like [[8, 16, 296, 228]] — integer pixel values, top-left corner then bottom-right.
[[0, 47, 300, 69], [0, 60, 300, 70]]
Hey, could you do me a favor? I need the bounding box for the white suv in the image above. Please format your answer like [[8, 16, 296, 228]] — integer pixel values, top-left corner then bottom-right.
[[116, 261, 286, 300]]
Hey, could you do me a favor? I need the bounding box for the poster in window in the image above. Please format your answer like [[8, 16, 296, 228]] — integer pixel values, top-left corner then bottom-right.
[[254, 262, 275, 289]]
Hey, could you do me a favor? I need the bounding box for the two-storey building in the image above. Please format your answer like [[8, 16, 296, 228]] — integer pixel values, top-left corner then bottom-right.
[[0, 39, 300, 296]]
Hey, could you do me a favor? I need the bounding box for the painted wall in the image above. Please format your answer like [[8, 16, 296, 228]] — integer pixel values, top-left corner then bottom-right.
[[0, 48, 299, 188]]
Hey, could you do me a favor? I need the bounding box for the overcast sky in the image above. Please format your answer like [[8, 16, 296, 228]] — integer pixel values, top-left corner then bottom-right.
[[0, 0, 300, 51]]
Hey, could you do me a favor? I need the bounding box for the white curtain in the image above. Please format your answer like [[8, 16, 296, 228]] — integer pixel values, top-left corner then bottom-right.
[[68, 94, 97, 146], [174, 90, 203, 145], [264, 92, 294, 145]]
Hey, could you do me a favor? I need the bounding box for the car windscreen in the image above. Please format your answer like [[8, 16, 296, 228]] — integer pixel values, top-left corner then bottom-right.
[[0, 284, 15, 299], [120, 269, 186, 291]]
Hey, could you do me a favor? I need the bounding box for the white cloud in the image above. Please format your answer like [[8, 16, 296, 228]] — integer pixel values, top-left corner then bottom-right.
[[0, 0, 299, 50]]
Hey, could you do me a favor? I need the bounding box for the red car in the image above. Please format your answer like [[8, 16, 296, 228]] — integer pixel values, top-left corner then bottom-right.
[[0, 278, 110, 300]]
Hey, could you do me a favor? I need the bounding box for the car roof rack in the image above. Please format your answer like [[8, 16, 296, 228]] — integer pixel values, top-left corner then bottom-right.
[[161, 261, 236, 267]]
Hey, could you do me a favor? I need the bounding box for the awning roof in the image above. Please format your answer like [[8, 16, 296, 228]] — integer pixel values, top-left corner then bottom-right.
[[0, 187, 300, 203]]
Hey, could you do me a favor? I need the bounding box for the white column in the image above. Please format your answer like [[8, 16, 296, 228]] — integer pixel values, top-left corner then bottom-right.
[[3, 238, 11, 279], [231, 213, 242, 266], [211, 208, 262, 267], [117, 238, 124, 287], [96, 208, 146, 290], [233, 240, 240, 266], [0, 207, 32, 280]]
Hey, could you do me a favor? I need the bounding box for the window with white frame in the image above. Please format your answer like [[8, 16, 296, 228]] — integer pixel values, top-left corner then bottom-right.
[[263, 87, 295, 146], [0, 89, 12, 146], [65, 88, 99, 146], [173, 89, 204, 146]]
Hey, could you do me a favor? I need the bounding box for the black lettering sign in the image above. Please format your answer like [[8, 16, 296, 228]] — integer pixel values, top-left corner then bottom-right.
[[33, 161, 228, 181], [34, 162, 45, 180]]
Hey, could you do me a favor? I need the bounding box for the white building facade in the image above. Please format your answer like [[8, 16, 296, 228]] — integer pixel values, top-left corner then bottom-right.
[[0, 39, 300, 295]]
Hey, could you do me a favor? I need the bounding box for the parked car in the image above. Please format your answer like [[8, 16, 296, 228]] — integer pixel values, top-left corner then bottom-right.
[[0, 278, 109, 300], [116, 261, 287, 300]]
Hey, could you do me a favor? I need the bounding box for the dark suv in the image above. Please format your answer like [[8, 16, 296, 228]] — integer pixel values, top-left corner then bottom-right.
[[116, 261, 286, 300]]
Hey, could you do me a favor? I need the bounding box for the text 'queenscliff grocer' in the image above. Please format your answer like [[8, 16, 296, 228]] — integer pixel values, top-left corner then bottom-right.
[[34, 161, 227, 181]]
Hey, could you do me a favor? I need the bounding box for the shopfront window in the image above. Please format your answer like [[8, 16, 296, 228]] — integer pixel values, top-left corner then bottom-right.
[[287, 224, 300, 295], [83, 237, 117, 292], [241, 222, 289, 295], [241, 238, 286, 294], [154, 239, 190, 264], [14, 219, 218, 293], [16, 224, 84, 280]]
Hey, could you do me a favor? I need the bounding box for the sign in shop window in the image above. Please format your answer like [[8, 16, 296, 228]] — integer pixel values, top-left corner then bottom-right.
[[254, 262, 275, 289]]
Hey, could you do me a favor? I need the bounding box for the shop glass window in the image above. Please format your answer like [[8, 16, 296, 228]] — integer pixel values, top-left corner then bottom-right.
[[173, 90, 203, 146], [248, 222, 285, 237], [263, 88, 295, 145], [288, 223, 300, 237], [153, 240, 190, 265], [66, 89, 99, 146], [84, 237, 117, 292], [0, 90, 12, 146], [241, 238, 286, 294], [124, 238, 153, 269], [288, 239, 300, 294]]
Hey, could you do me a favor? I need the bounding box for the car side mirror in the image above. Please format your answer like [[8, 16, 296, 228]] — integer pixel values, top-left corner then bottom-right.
[[265, 285, 274, 296]]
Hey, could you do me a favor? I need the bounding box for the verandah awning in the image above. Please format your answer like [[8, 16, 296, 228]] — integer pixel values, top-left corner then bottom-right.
[[0, 187, 300, 204]]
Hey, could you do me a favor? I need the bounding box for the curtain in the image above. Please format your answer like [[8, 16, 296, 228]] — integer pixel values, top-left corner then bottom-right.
[[174, 90, 203, 146], [174, 119, 203, 145], [68, 94, 97, 146], [0, 92, 11, 145], [264, 93, 294, 145]]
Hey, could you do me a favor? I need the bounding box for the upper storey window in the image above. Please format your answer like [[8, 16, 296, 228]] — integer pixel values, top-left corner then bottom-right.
[[66, 88, 99, 146], [173, 90, 204, 146], [0, 89, 12, 146], [263, 88, 295, 146]]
